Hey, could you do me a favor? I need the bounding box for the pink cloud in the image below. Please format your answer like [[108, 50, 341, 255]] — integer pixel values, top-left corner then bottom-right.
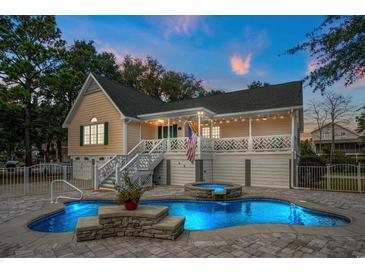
[[230, 53, 253, 75], [158, 16, 209, 37]]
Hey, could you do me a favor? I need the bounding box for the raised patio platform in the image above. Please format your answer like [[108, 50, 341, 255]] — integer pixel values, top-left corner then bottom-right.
[[76, 205, 185, 242]]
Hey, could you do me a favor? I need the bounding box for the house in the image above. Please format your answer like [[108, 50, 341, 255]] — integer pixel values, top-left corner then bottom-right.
[[311, 123, 364, 160], [62, 73, 303, 189]]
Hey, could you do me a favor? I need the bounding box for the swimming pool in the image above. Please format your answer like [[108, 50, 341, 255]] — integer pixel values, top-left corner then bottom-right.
[[28, 199, 349, 232]]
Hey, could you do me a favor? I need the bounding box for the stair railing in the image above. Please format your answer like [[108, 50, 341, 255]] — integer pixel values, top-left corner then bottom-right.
[[50, 179, 83, 204]]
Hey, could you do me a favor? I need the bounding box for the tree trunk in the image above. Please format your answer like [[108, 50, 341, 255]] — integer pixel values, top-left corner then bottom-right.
[[57, 139, 63, 163], [24, 101, 32, 167]]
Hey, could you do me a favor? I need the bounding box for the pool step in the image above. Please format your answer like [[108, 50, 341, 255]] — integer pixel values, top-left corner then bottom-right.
[[76, 205, 185, 242]]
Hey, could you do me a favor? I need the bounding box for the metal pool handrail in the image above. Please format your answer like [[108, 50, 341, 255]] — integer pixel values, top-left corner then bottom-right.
[[50, 179, 83, 204]]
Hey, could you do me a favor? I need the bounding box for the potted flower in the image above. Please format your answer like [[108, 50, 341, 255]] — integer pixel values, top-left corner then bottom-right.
[[115, 173, 145, 210]]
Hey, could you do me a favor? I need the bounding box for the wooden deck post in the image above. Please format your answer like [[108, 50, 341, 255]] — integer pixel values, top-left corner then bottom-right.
[[248, 117, 253, 151]]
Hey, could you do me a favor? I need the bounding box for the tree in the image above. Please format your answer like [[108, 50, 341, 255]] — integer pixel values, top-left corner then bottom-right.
[[286, 16, 365, 92], [197, 89, 225, 98], [160, 71, 205, 101], [356, 106, 365, 134], [0, 85, 25, 161], [120, 55, 208, 102], [247, 81, 270, 89], [42, 40, 123, 162], [307, 98, 328, 153], [322, 91, 352, 163], [0, 16, 65, 166]]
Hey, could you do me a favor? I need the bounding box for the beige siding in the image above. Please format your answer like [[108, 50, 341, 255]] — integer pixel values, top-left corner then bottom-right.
[[251, 157, 290, 188], [312, 124, 359, 141], [170, 160, 195, 185], [252, 116, 291, 136], [153, 160, 166, 184], [203, 159, 213, 183], [68, 90, 123, 155], [220, 121, 249, 138], [212, 155, 245, 185], [141, 123, 157, 139], [127, 122, 141, 152]]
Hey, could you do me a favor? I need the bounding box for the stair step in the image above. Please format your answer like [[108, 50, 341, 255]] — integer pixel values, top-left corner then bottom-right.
[[100, 183, 115, 189], [152, 216, 185, 231]]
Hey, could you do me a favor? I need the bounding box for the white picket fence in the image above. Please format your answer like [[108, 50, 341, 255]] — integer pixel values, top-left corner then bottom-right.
[[0, 164, 94, 197], [296, 164, 365, 193]]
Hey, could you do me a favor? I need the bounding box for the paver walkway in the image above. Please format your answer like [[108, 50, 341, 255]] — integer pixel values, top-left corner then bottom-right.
[[1, 186, 365, 258]]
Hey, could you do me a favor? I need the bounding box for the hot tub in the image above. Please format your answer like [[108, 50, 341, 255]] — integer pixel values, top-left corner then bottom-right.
[[184, 182, 243, 200]]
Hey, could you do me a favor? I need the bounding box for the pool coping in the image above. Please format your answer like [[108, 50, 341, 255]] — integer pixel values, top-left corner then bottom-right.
[[1, 192, 365, 245]]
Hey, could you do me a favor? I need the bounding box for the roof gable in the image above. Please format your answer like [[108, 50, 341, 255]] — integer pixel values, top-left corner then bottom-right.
[[311, 123, 360, 137], [62, 74, 125, 128]]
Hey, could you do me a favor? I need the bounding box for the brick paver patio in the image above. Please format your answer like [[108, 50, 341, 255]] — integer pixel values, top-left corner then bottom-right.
[[1, 186, 365, 258]]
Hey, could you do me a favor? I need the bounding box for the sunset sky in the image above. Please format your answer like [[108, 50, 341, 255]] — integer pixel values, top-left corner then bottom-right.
[[56, 16, 365, 135]]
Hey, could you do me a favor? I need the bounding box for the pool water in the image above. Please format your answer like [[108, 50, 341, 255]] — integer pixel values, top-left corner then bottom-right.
[[28, 199, 349, 232], [194, 183, 232, 192]]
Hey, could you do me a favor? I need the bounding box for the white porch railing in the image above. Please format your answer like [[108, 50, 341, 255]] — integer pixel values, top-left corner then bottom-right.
[[199, 135, 291, 153], [143, 135, 292, 153], [252, 135, 292, 152], [168, 137, 189, 152]]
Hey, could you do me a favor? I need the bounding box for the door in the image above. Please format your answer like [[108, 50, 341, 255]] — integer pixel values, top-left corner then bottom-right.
[[158, 124, 178, 139]]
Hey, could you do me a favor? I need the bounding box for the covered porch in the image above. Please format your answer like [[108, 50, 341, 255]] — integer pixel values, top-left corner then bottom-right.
[[137, 107, 297, 154]]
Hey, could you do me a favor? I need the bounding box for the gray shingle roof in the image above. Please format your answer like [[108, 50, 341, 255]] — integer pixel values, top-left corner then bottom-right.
[[94, 74, 302, 118]]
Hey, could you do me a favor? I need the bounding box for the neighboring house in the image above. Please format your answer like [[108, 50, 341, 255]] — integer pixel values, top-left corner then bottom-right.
[[311, 123, 364, 160], [63, 73, 303, 189]]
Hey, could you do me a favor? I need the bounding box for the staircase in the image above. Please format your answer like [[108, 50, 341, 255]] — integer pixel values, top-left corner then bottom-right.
[[97, 139, 166, 190]]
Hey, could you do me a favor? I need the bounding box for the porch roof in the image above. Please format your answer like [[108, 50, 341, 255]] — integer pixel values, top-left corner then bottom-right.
[[94, 74, 303, 119]]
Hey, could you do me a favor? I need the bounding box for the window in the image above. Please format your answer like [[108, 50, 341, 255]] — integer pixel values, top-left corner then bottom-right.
[[82, 123, 105, 145], [84, 126, 90, 145], [90, 124, 97, 144], [321, 131, 329, 139], [201, 126, 220, 138], [212, 126, 220, 138], [340, 131, 347, 137], [97, 124, 104, 144], [202, 127, 210, 138]]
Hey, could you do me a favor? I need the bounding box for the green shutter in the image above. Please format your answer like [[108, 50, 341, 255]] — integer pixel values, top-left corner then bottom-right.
[[158, 126, 162, 139], [104, 122, 109, 145], [80, 126, 84, 146], [173, 124, 178, 138], [163, 126, 168, 138]]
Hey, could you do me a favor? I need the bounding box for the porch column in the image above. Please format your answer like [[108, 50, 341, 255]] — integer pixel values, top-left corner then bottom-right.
[[167, 118, 170, 151], [197, 112, 202, 156], [291, 110, 295, 150], [248, 117, 253, 151], [209, 119, 213, 138]]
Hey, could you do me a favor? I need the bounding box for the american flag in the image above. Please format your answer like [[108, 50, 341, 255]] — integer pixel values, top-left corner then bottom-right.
[[186, 122, 198, 163]]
